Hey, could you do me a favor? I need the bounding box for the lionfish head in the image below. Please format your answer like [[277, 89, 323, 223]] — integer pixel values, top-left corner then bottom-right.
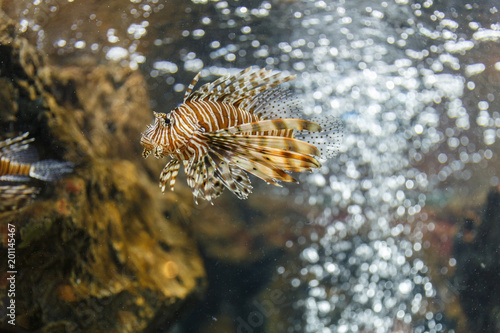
[[140, 111, 172, 159]]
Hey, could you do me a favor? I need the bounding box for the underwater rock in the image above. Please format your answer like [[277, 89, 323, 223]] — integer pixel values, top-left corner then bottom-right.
[[193, 192, 318, 263], [0, 11, 205, 332], [453, 188, 500, 333]]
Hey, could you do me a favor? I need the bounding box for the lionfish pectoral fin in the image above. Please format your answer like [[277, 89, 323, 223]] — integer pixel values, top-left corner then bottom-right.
[[0, 185, 39, 212], [208, 151, 252, 199], [208, 137, 300, 186], [215, 118, 322, 135], [183, 155, 225, 203], [159, 159, 181, 193], [208, 134, 322, 171], [213, 134, 321, 158], [295, 116, 344, 160]]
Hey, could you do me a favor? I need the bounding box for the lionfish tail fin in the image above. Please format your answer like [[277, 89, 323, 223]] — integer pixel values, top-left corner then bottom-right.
[[295, 116, 344, 160], [29, 160, 74, 181]]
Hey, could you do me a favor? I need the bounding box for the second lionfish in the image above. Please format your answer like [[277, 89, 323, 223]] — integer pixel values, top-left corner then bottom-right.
[[0, 132, 73, 211], [141, 67, 343, 203]]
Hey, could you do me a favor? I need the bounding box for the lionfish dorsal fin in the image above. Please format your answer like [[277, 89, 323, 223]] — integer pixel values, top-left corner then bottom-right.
[[183, 72, 202, 102], [232, 72, 296, 108], [190, 73, 233, 101], [246, 89, 301, 120], [209, 138, 320, 173], [183, 67, 296, 108], [186, 67, 253, 102]]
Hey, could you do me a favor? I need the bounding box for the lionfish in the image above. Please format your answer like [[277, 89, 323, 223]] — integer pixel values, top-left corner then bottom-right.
[[0, 132, 73, 211], [141, 67, 342, 203]]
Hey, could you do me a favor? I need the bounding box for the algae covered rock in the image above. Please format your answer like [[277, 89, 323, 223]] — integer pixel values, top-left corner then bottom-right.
[[0, 11, 205, 332]]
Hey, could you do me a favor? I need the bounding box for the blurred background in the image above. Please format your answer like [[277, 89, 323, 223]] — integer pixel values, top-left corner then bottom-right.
[[0, 0, 499, 332]]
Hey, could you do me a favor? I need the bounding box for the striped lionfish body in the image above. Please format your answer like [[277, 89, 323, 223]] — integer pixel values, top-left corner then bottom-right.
[[141, 67, 342, 203], [0, 132, 73, 211]]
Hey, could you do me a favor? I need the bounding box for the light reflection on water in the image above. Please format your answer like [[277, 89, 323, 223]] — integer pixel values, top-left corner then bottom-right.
[[7, 0, 500, 332]]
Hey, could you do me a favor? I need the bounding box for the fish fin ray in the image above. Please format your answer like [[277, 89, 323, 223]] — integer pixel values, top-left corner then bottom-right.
[[183, 72, 201, 102], [208, 139, 299, 185], [183, 67, 296, 107], [159, 159, 181, 193], [208, 134, 320, 158], [246, 88, 302, 119], [0, 185, 39, 212], [295, 116, 344, 159], [208, 135, 321, 171], [183, 155, 224, 202], [30, 160, 73, 181], [208, 151, 252, 199]]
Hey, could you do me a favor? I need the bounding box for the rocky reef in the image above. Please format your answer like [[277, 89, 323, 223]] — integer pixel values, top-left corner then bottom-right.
[[0, 11, 206, 332]]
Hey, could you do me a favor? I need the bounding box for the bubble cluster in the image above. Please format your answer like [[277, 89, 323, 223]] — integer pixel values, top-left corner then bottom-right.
[[247, 1, 496, 331]]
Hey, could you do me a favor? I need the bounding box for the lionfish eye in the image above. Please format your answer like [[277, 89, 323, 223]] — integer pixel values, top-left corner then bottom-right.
[[165, 118, 171, 124]]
